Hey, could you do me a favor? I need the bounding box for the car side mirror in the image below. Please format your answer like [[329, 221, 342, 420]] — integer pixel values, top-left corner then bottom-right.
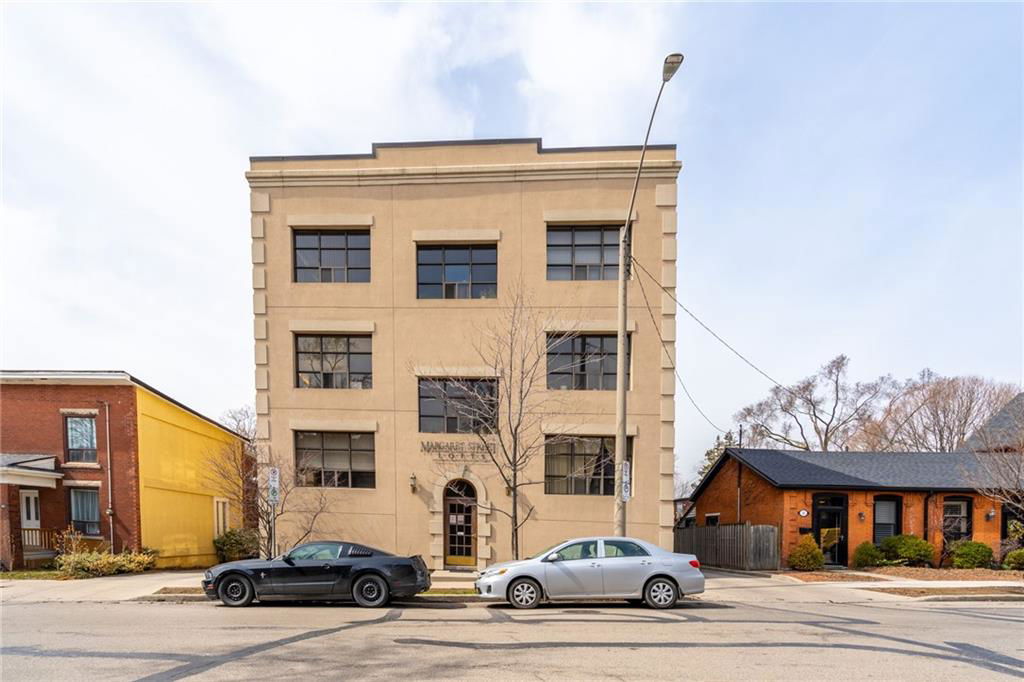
[[545, 552, 561, 562]]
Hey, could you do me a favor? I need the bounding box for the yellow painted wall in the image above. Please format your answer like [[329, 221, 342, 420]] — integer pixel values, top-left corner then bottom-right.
[[135, 388, 244, 567]]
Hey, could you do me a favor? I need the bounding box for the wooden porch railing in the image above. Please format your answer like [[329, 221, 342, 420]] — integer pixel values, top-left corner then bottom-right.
[[21, 528, 59, 551]]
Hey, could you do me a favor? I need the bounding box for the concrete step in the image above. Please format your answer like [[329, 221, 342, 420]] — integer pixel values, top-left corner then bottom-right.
[[430, 570, 479, 590]]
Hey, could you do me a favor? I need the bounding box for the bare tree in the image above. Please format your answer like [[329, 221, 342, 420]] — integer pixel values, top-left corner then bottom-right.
[[963, 393, 1024, 518], [855, 371, 1017, 452], [419, 282, 582, 560], [204, 405, 331, 558], [735, 355, 897, 451]]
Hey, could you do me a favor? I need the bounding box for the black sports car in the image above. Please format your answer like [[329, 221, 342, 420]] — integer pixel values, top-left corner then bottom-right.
[[201, 541, 431, 607]]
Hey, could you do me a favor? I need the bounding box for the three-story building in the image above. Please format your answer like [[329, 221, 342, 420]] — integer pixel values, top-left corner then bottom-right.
[[248, 138, 680, 570]]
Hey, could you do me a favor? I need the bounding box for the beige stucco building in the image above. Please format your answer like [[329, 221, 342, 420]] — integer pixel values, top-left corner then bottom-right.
[[248, 138, 680, 570]]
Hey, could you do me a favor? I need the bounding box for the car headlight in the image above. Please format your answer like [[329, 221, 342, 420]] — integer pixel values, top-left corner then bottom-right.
[[485, 568, 507, 577], [204, 571, 212, 580]]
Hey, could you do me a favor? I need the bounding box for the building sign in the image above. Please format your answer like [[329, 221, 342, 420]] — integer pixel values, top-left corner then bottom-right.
[[622, 465, 631, 502], [421, 440, 492, 462]]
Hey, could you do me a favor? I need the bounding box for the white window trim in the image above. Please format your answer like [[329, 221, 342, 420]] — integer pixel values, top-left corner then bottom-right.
[[213, 497, 230, 536]]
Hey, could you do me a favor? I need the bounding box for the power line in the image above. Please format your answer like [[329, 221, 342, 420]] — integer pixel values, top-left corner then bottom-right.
[[631, 256, 792, 395], [632, 259, 727, 434]]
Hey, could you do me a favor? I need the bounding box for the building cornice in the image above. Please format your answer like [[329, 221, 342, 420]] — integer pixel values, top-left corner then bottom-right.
[[246, 159, 682, 189]]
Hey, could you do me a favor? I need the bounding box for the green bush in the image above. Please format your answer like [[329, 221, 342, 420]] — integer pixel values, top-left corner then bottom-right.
[[55, 550, 156, 578], [852, 541, 884, 568], [213, 528, 260, 563], [951, 541, 993, 569], [789, 534, 825, 571], [1003, 549, 1024, 571], [879, 534, 934, 566]]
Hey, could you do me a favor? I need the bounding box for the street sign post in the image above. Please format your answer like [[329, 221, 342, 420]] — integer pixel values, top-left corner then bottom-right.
[[267, 467, 280, 505]]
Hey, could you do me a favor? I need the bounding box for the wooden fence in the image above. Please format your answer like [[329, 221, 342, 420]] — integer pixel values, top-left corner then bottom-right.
[[673, 523, 780, 571]]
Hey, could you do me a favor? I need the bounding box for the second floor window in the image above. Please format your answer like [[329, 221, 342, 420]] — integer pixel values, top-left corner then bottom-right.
[[295, 431, 376, 488], [418, 378, 497, 433], [65, 416, 97, 463], [544, 436, 632, 495], [417, 245, 497, 299], [547, 334, 629, 390], [547, 226, 620, 281], [296, 335, 372, 389], [294, 230, 370, 283]]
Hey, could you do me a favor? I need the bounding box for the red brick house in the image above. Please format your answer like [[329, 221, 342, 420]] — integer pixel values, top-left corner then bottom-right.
[[688, 448, 1017, 567], [0, 371, 246, 570]]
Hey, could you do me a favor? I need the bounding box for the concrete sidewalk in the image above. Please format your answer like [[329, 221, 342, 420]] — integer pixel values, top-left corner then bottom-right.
[[0, 570, 204, 603]]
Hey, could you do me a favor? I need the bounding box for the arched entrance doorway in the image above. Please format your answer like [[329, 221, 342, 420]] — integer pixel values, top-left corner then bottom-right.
[[444, 480, 476, 568]]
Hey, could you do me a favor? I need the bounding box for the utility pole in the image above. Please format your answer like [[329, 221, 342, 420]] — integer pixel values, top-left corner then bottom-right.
[[614, 53, 684, 537]]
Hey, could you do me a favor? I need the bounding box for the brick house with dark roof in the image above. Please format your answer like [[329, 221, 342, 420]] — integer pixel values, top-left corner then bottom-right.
[[688, 448, 1018, 567]]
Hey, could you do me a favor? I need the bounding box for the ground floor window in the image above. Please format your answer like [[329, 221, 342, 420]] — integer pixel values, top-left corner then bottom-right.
[[704, 513, 720, 527], [69, 488, 100, 536], [873, 495, 902, 544], [943, 496, 972, 543], [295, 431, 376, 489], [543, 436, 632, 495]]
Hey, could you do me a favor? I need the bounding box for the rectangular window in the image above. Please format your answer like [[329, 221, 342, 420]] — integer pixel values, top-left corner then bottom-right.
[[69, 488, 100, 536], [546, 226, 620, 281], [943, 498, 972, 542], [214, 499, 230, 536], [873, 498, 900, 544], [293, 230, 370, 283], [65, 416, 97, 463], [543, 436, 632, 496], [547, 334, 630, 391], [295, 335, 372, 389], [294, 431, 376, 489], [418, 378, 497, 433], [416, 245, 497, 299], [705, 513, 720, 527]]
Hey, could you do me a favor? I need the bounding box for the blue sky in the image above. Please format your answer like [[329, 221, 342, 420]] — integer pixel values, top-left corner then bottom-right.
[[2, 3, 1021, 481]]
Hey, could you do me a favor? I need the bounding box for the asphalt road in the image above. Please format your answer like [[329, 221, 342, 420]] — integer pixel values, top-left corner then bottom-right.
[[2, 598, 1022, 681]]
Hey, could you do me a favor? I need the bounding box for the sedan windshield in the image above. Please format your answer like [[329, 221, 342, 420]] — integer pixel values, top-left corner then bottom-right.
[[530, 542, 565, 559]]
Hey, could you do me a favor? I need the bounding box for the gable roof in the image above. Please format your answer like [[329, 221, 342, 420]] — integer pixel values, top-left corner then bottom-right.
[[690, 447, 1005, 502], [961, 392, 1024, 452]]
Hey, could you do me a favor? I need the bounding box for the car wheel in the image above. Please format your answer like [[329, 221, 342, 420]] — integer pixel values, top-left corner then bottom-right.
[[217, 575, 254, 607], [508, 578, 541, 609], [352, 574, 390, 608], [644, 577, 678, 609]]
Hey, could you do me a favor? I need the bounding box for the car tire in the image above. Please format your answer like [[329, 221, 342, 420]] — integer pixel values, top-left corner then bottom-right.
[[352, 574, 390, 608], [507, 578, 541, 609], [644, 577, 678, 609], [217, 575, 254, 607]]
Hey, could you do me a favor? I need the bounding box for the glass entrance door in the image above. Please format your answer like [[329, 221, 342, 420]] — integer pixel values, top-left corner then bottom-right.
[[444, 480, 476, 568], [813, 494, 848, 565]]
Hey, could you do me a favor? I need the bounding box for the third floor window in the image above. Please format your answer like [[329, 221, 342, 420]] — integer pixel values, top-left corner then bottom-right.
[[417, 245, 497, 299], [296, 335, 372, 389], [547, 226, 620, 281], [294, 230, 370, 283]]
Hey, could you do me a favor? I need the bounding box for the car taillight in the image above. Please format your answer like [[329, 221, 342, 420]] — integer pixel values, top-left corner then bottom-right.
[[689, 559, 701, 569]]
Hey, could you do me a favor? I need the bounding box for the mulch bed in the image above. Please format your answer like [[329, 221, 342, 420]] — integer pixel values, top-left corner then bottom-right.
[[864, 586, 1024, 598], [786, 571, 876, 583], [864, 567, 1024, 582]]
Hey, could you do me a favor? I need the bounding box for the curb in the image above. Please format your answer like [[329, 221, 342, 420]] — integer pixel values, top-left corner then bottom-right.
[[133, 594, 209, 603], [917, 595, 1024, 603], [131, 593, 489, 604]]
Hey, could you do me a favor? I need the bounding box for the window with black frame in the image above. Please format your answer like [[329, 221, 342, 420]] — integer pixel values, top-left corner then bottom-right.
[[294, 431, 375, 489], [295, 335, 372, 389], [543, 436, 632, 495], [547, 334, 629, 390], [293, 230, 370, 283], [873, 495, 902, 544], [546, 226, 620, 281], [416, 245, 497, 299], [65, 416, 98, 463], [942, 496, 972, 543], [418, 378, 497, 433], [70, 488, 100, 535]]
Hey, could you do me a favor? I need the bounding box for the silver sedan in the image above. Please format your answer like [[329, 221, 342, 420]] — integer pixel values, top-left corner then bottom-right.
[[474, 536, 704, 609]]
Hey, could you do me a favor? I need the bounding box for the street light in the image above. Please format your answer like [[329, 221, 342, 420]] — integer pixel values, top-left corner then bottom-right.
[[614, 52, 684, 537]]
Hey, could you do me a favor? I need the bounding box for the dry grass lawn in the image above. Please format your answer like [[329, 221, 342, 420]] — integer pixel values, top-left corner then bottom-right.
[[865, 566, 1024, 581], [864, 586, 1024, 598]]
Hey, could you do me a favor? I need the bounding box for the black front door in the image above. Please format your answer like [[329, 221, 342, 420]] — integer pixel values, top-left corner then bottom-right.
[[813, 494, 848, 565]]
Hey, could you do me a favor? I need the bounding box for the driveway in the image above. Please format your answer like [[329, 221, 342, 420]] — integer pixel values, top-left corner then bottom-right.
[[0, 570, 205, 603]]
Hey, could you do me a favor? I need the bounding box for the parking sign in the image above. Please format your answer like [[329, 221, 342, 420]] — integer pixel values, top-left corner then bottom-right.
[[267, 467, 280, 505]]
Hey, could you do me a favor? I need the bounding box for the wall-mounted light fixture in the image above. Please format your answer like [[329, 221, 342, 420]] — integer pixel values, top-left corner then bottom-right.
[[986, 508, 996, 521], [409, 473, 417, 493], [857, 511, 866, 521]]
